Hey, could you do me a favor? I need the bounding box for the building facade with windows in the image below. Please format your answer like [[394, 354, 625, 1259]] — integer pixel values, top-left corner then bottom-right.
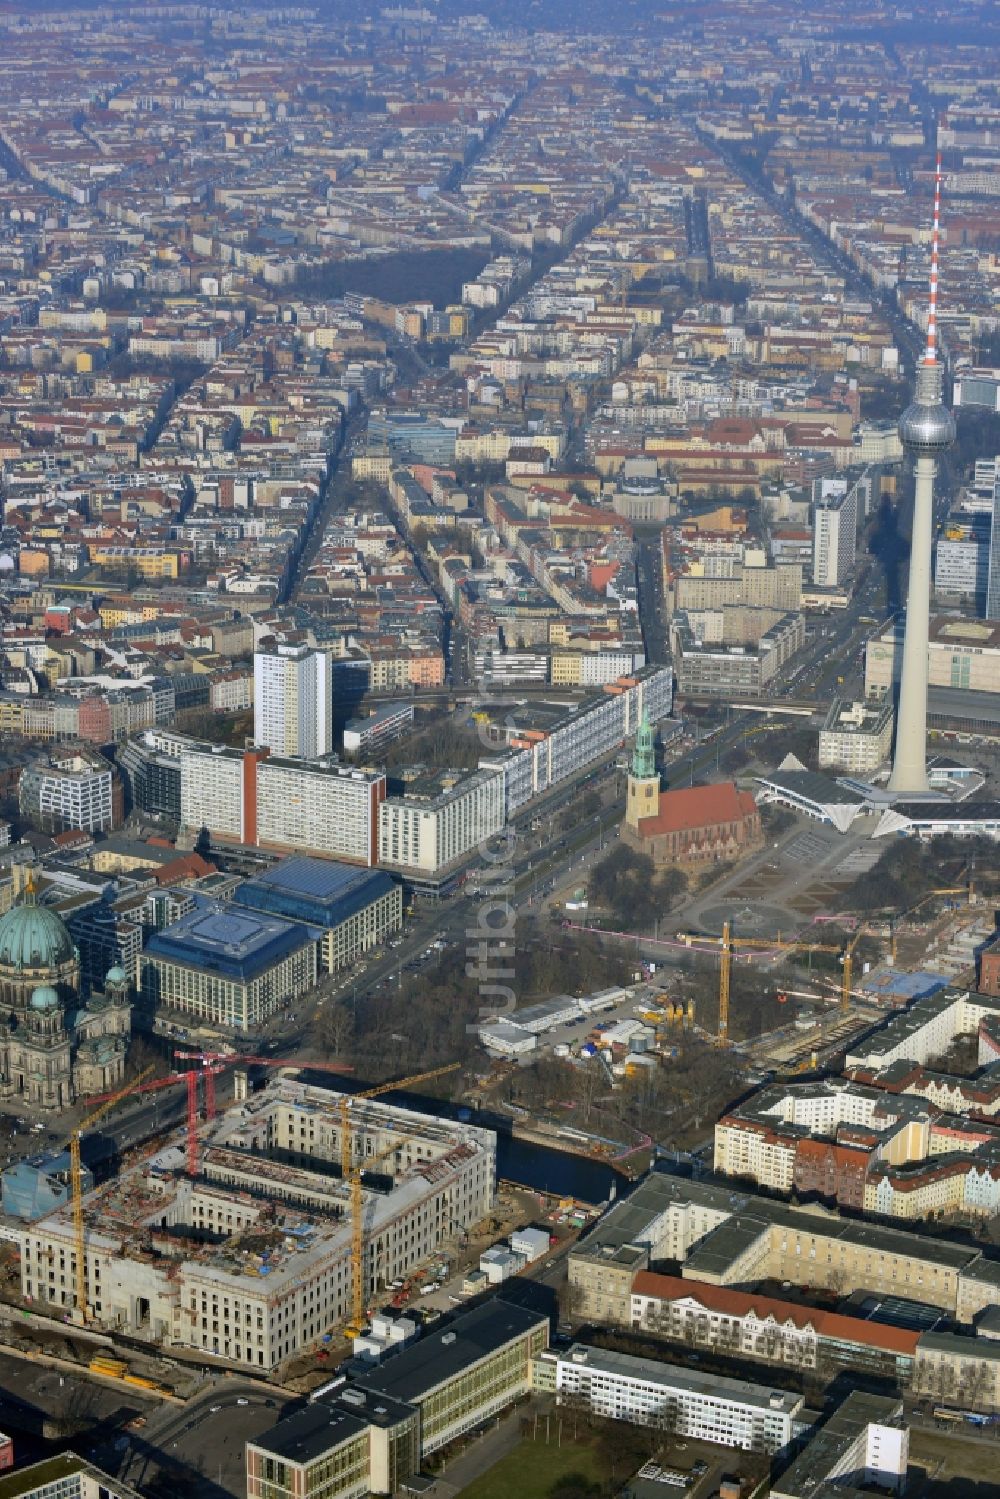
[[818, 697, 894, 773], [247, 1299, 546, 1499], [812, 476, 858, 588], [177, 743, 385, 865], [140, 899, 318, 1030], [479, 665, 673, 817], [544, 1343, 805, 1453], [379, 769, 504, 875], [18, 1081, 496, 1371], [256, 758, 384, 866], [254, 644, 332, 760], [233, 857, 402, 972], [19, 748, 121, 834]]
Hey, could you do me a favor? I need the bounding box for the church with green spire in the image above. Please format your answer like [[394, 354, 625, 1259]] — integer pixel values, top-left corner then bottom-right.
[[626, 711, 660, 830]]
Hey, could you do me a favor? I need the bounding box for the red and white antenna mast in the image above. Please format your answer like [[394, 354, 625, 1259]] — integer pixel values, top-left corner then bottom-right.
[[924, 152, 942, 366]]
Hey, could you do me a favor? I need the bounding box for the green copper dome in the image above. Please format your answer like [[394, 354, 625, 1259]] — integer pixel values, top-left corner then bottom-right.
[[30, 985, 59, 1011], [0, 896, 75, 972], [105, 965, 128, 986], [631, 711, 657, 781]]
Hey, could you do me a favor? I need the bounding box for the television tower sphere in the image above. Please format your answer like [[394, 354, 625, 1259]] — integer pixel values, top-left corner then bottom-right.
[[898, 360, 955, 454]]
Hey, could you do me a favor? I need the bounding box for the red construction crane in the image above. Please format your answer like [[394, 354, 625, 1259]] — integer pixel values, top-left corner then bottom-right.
[[85, 1072, 189, 1107], [174, 1050, 353, 1177]]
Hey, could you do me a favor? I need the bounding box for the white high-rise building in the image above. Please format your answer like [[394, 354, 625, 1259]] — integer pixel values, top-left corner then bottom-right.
[[254, 645, 332, 760], [379, 770, 505, 874], [811, 478, 858, 588]]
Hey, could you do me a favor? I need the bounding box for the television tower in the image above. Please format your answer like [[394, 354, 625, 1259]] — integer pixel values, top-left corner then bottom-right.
[[887, 154, 956, 794]]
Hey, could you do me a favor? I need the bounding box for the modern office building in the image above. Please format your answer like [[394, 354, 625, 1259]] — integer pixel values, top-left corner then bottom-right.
[[140, 898, 318, 1030], [543, 1342, 806, 1454], [770, 1394, 908, 1499], [818, 697, 894, 773], [379, 769, 504, 876], [0, 1454, 144, 1499], [988, 481, 1000, 621], [247, 1298, 545, 1499], [66, 895, 144, 993], [671, 611, 804, 698], [234, 857, 402, 971], [935, 516, 991, 608], [254, 644, 332, 759], [812, 477, 858, 587], [118, 729, 184, 822], [865, 615, 1000, 698], [953, 366, 1000, 413], [19, 747, 122, 834], [18, 1080, 496, 1369]]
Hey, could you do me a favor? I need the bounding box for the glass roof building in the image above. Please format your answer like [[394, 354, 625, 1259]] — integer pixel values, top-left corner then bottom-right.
[[234, 857, 402, 973]]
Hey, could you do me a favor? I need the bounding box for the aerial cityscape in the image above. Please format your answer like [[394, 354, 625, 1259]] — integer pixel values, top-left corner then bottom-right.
[[0, 2, 1000, 1498]]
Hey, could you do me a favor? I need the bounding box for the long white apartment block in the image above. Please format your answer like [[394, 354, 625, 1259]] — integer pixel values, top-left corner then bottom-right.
[[256, 756, 384, 865], [180, 744, 249, 842], [481, 664, 672, 817], [179, 741, 384, 864], [544, 1343, 806, 1454]]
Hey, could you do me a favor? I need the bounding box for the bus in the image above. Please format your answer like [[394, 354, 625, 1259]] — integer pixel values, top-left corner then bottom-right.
[[933, 1406, 1000, 1426]]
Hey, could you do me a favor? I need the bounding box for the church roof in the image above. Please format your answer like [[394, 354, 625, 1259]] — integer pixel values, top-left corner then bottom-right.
[[0, 895, 75, 972], [637, 781, 757, 837]]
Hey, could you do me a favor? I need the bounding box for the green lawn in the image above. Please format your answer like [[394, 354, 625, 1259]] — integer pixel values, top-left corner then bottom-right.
[[455, 1436, 606, 1499]]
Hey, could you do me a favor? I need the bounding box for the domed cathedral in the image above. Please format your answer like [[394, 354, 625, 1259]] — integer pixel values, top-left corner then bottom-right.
[[0, 875, 132, 1108]]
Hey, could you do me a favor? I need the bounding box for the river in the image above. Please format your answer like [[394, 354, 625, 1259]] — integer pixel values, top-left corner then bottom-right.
[[496, 1132, 624, 1203]]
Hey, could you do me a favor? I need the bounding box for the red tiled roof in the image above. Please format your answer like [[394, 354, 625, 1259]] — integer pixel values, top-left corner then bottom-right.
[[637, 781, 756, 837], [631, 1271, 920, 1355]]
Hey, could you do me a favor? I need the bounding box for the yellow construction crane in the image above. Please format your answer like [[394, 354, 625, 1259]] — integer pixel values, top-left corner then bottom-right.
[[718, 920, 732, 1047], [70, 1064, 155, 1319], [337, 1063, 461, 1332], [338, 1063, 461, 1179], [681, 923, 886, 1044], [346, 1130, 420, 1338]]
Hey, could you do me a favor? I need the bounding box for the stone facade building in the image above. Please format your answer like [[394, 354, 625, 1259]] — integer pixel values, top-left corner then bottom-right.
[[0, 877, 131, 1109]]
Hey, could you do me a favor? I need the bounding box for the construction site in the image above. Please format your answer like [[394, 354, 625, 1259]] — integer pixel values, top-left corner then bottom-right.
[[14, 1074, 496, 1372]]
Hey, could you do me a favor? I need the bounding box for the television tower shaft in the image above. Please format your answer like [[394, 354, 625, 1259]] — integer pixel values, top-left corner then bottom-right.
[[888, 154, 955, 794]]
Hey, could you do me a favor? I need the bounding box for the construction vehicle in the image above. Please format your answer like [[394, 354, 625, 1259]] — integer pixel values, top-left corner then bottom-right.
[[70, 1064, 156, 1320]]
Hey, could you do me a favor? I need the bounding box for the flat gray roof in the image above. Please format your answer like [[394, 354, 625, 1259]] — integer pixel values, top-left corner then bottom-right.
[[756, 769, 864, 807], [558, 1341, 803, 1413], [771, 1391, 905, 1499], [351, 1297, 547, 1405]]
